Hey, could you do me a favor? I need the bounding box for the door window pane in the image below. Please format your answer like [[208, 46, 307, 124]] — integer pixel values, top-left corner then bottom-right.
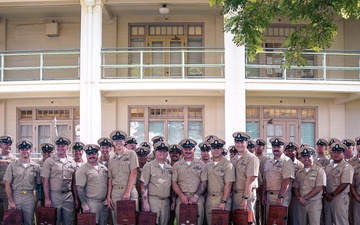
[[56, 125, 68, 137], [301, 122, 315, 147], [149, 121, 165, 141], [38, 125, 51, 152], [130, 121, 145, 143], [188, 121, 203, 158], [246, 122, 259, 139], [20, 125, 32, 140], [289, 124, 296, 142], [168, 121, 184, 144]]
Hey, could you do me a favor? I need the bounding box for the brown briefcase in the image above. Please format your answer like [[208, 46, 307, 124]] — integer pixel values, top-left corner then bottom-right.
[[233, 209, 253, 225], [179, 204, 198, 225], [211, 209, 230, 225], [36, 207, 57, 225], [137, 211, 157, 225], [267, 205, 288, 225], [4, 209, 22, 225], [116, 200, 136, 225], [77, 213, 96, 225]]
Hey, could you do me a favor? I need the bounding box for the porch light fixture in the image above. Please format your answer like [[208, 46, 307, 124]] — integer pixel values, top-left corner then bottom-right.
[[159, 4, 170, 15]]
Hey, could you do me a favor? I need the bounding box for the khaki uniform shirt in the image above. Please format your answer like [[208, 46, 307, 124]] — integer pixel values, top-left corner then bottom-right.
[[264, 154, 295, 191], [231, 151, 259, 191], [316, 155, 330, 168], [76, 162, 108, 200], [349, 156, 360, 167], [293, 158, 304, 174], [325, 159, 354, 194], [257, 154, 269, 176], [38, 159, 45, 167], [98, 158, 109, 168], [352, 164, 360, 193], [0, 153, 17, 189], [140, 160, 172, 198], [207, 156, 235, 194], [3, 159, 41, 190], [172, 157, 207, 193], [294, 163, 326, 200], [108, 149, 139, 187], [40, 155, 77, 191]]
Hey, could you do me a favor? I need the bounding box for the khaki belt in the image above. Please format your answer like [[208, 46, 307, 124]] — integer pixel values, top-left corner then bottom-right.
[[51, 190, 71, 193], [14, 190, 34, 195], [149, 195, 168, 200], [208, 193, 222, 197], [114, 185, 124, 190]]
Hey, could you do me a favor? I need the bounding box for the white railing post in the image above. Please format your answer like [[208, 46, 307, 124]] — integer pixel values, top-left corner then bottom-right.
[[140, 50, 144, 79], [323, 52, 327, 80], [282, 54, 287, 80], [40, 53, 44, 80], [182, 49, 185, 79], [1, 54, 4, 82]]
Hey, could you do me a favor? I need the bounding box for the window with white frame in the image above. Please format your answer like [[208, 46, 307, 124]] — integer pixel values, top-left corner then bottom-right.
[[246, 106, 317, 148], [130, 106, 203, 157], [18, 107, 80, 153]]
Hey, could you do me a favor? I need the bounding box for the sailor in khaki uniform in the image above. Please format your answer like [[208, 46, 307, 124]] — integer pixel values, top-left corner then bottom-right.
[[262, 137, 295, 223], [228, 145, 238, 159], [284, 141, 303, 225], [38, 142, 54, 167], [97, 137, 113, 167], [135, 146, 150, 211], [107, 130, 139, 223], [168, 144, 182, 225], [350, 138, 360, 224], [125, 136, 138, 151], [315, 138, 330, 168], [70, 141, 85, 168], [4, 139, 41, 225], [294, 147, 326, 225], [247, 139, 256, 154], [141, 141, 173, 225], [199, 142, 211, 164], [205, 138, 235, 225], [254, 138, 268, 225], [172, 138, 208, 225], [76, 144, 108, 225], [324, 143, 354, 225], [41, 136, 78, 225], [231, 132, 259, 225], [0, 135, 17, 221]]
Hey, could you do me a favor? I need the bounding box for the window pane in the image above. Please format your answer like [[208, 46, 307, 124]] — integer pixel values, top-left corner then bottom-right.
[[301, 122, 315, 147], [246, 122, 259, 139], [289, 124, 296, 142], [149, 121, 165, 141], [20, 125, 32, 140], [168, 122, 184, 144], [188, 121, 203, 158], [38, 125, 51, 151], [130, 121, 145, 143], [56, 125, 68, 137]]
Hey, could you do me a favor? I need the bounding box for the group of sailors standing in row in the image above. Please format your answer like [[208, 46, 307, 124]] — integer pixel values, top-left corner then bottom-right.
[[0, 131, 359, 225]]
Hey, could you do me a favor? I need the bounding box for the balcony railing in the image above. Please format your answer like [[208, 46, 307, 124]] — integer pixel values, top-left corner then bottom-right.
[[246, 48, 360, 81], [1, 48, 360, 82], [101, 47, 225, 79], [0, 49, 80, 81]]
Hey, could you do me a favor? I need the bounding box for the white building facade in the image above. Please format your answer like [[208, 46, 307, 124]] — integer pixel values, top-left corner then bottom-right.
[[1, 0, 360, 155]]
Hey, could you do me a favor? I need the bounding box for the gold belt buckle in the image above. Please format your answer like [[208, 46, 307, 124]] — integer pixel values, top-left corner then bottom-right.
[[119, 186, 123, 189], [22, 191, 26, 195]]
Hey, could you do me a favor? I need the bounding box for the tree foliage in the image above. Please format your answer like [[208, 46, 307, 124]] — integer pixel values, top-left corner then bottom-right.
[[209, 0, 360, 67]]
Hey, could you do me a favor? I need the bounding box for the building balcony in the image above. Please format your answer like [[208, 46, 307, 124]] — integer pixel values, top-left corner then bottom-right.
[[1, 48, 360, 82]]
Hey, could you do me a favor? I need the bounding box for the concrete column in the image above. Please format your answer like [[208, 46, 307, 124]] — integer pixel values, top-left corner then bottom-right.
[[224, 31, 246, 145], [79, 0, 103, 143]]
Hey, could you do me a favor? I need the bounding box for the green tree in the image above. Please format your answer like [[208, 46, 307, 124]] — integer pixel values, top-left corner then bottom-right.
[[209, 0, 360, 66]]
